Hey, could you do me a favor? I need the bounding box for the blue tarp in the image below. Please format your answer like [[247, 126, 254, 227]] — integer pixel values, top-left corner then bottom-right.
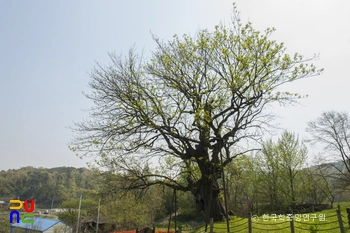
[[11, 217, 62, 232]]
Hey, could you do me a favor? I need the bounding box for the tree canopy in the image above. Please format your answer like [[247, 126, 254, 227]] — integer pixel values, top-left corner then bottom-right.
[[0, 167, 96, 207], [307, 111, 350, 184], [70, 6, 323, 222]]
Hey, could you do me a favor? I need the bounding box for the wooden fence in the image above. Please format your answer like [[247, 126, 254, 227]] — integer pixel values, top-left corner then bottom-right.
[[204, 205, 349, 233], [113, 205, 350, 233]]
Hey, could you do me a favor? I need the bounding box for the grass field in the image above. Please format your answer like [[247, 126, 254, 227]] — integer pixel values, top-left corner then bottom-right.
[[156, 203, 350, 233], [2, 203, 350, 233]]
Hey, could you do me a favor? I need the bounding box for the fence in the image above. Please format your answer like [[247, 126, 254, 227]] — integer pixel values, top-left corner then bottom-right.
[[112, 206, 350, 233], [203, 205, 349, 233], [112, 227, 174, 233]]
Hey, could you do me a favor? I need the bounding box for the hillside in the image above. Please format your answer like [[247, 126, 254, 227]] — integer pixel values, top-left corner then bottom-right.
[[0, 166, 98, 208]]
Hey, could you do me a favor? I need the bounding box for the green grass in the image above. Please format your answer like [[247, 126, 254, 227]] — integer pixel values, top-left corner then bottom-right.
[[179, 203, 350, 233]]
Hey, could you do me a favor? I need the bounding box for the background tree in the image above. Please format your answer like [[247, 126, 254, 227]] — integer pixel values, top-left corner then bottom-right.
[[0, 167, 96, 208], [306, 111, 350, 186], [225, 154, 261, 217], [70, 5, 323, 222], [303, 162, 335, 208], [58, 198, 99, 232], [257, 131, 307, 213], [0, 215, 10, 233], [277, 131, 307, 206], [258, 139, 284, 212], [58, 188, 166, 231]]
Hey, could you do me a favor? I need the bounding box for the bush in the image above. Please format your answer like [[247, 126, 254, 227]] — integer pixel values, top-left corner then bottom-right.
[[309, 224, 319, 233]]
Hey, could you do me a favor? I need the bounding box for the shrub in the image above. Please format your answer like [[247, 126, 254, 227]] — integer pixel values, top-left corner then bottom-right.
[[309, 224, 319, 233]]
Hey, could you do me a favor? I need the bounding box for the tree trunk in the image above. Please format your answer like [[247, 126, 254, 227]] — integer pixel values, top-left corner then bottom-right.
[[192, 177, 226, 222]]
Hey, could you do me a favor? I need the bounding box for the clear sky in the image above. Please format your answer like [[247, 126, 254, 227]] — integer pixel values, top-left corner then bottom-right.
[[1, 0, 349, 171]]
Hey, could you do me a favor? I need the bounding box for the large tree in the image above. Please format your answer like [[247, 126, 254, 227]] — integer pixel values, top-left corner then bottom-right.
[[70, 6, 323, 222]]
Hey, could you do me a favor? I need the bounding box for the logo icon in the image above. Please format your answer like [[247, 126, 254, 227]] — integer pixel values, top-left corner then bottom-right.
[[9, 200, 35, 224]]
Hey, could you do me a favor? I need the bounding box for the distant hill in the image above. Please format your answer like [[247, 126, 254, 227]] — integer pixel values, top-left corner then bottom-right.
[[308, 160, 348, 176], [0, 166, 98, 208]]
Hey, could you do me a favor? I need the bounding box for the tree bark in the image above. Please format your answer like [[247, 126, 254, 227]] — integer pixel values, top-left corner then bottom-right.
[[192, 177, 226, 222]]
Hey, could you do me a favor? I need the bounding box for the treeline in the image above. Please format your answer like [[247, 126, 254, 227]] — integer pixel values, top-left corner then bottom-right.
[[1, 135, 350, 230], [56, 186, 193, 231], [0, 166, 200, 230], [0, 166, 97, 207], [223, 131, 350, 216]]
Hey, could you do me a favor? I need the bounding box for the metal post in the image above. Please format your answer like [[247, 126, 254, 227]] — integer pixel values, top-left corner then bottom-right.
[[95, 198, 101, 233], [167, 189, 175, 233], [337, 209, 345, 233], [346, 208, 350, 229], [248, 212, 252, 233], [76, 195, 82, 233], [289, 214, 295, 233], [51, 196, 54, 212], [220, 151, 230, 232], [174, 189, 177, 233], [210, 218, 214, 233]]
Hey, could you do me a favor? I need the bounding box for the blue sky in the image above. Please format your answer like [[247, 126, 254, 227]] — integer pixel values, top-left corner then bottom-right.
[[1, 0, 349, 170]]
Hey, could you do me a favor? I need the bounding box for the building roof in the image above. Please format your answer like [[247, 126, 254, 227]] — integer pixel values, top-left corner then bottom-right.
[[11, 217, 65, 232]]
